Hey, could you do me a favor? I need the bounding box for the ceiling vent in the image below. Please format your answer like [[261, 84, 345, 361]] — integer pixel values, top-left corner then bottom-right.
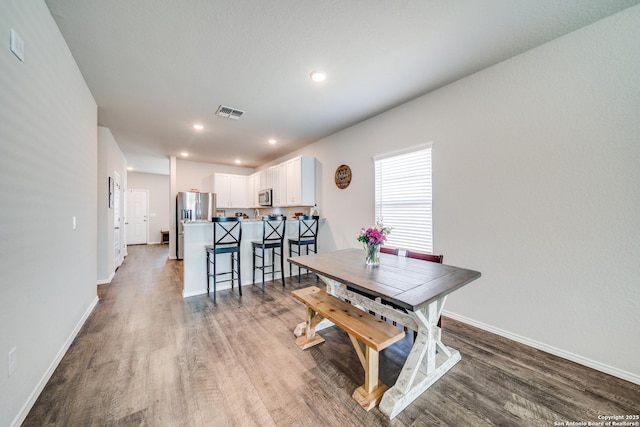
[[215, 105, 245, 120]]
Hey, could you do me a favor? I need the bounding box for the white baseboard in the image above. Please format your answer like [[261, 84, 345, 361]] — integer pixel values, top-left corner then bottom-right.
[[11, 295, 99, 427], [183, 289, 208, 298], [97, 270, 115, 285], [182, 274, 293, 299], [442, 310, 640, 386], [183, 280, 249, 298]]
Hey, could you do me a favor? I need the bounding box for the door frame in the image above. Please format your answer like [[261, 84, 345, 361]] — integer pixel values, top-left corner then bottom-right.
[[114, 170, 123, 268]]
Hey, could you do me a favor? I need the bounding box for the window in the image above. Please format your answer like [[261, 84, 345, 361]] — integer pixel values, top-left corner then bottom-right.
[[374, 144, 432, 253]]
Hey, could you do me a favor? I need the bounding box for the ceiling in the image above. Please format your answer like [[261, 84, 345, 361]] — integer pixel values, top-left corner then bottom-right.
[[45, 0, 639, 175]]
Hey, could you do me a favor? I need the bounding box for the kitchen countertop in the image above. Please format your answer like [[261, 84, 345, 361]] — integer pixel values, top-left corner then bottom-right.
[[182, 218, 323, 224]]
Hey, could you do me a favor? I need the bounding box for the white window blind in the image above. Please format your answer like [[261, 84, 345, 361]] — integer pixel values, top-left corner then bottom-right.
[[374, 145, 432, 253]]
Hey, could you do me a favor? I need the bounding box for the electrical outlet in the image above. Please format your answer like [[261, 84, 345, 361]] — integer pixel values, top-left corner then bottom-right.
[[8, 347, 17, 377]]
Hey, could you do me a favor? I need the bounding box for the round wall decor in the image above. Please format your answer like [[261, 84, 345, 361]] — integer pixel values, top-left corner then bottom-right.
[[334, 164, 352, 189]]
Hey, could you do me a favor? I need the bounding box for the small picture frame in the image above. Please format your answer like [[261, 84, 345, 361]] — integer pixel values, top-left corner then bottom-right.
[[108, 177, 114, 208]]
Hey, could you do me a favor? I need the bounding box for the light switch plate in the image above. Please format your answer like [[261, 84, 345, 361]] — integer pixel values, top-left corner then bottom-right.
[[8, 347, 17, 377], [10, 29, 25, 62]]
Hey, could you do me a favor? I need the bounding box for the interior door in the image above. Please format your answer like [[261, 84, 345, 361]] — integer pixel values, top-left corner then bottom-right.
[[126, 189, 148, 245]]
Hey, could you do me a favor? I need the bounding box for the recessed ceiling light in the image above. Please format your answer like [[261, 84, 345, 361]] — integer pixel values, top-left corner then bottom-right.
[[235, 159, 241, 164], [310, 71, 326, 82], [181, 152, 189, 157], [193, 124, 204, 130], [268, 139, 277, 144], [127, 167, 134, 171]]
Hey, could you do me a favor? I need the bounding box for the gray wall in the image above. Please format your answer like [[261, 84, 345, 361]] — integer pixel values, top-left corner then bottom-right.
[[97, 126, 127, 283], [0, 1, 98, 425], [277, 6, 640, 383]]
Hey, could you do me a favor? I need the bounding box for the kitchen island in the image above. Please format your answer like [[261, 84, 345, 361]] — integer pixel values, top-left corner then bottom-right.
[[182, 219, 325, 298]]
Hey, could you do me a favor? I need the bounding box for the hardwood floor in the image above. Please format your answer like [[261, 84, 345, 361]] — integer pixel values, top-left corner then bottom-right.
[[24, 245, 639, 426]]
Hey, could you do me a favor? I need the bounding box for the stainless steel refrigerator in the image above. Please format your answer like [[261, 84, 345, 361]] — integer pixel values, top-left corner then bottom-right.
[[176, 192, 216, 259]]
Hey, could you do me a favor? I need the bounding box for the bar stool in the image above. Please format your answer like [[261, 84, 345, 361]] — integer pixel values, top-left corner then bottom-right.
[[206, 217, 243, 303], [288, 215, 319, 282], [251, 215, 287, 291]]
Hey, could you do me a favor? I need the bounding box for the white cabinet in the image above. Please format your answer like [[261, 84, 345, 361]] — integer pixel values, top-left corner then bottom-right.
[[247, 172, 262, 208], [213, 173, 248, 208], [246, 173, 256, 208], [258, 168, 273, 191], [271, 163, 287, 207], [285, 158, 300, 205], [212, 156, 314, 209], [213, 173, 230, 207], [285, 156, 315, 206], [229, 175, 247, 208]]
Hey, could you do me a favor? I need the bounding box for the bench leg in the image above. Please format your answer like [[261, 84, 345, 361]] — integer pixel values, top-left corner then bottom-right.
[[295, 307, 326, 350], [348, 334, 388, 411]]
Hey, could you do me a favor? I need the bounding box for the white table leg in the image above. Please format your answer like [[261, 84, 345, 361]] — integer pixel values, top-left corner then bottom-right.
[[378, 300, 461, 419]]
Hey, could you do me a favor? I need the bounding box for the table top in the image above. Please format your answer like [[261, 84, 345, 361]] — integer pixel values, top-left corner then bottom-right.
[[288, 248, 481, 312]]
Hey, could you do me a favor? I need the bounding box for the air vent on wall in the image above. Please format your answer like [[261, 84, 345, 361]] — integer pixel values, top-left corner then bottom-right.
[[215, 105, 245, 120]]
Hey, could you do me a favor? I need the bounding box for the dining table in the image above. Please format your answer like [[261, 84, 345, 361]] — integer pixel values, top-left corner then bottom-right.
[[288, 248, 481, 419]]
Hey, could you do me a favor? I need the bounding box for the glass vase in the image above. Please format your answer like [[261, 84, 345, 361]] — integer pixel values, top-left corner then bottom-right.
[[365, 243, 381, 267]]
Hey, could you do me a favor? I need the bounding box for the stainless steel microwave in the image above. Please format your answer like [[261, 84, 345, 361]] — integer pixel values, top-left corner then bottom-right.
[[258, 188, 272, 206]]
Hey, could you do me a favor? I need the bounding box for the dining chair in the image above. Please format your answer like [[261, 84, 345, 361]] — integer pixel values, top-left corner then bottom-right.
[[406, 250, 443, 264], [251, 215, 287, 291], [380, 246, 399, 255], [288, 215, 319, 282], [206, 217, 243, 303]]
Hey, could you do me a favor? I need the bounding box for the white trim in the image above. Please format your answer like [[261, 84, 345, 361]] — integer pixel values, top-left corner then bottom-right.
[[182, 288, 209, 298], [183, 281, 240, 299], [182, 272, 295, 299], [442, 310, 640, 386], [11, 296, 99, 427], [372, 142, 432, 161], [97, 270, 115, 285]]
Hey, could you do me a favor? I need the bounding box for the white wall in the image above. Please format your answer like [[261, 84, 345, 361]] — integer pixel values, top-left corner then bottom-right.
[[0, 1, 98, 425], [127, 172, 170, 244], [277, 6, 640, 382], [97, 126, 127, 283]]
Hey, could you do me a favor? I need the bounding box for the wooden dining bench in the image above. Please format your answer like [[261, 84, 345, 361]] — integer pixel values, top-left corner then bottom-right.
[[291, 286, 405, 410]]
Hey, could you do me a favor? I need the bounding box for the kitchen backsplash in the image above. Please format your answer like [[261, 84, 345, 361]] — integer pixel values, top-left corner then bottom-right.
[[216, 206, 318, 220]]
